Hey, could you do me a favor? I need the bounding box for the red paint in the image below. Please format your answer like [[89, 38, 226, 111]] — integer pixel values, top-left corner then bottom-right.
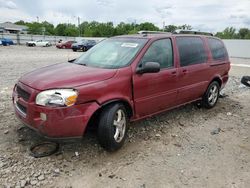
[[13, 34, 230, 138], [56, 41, 75, 49]]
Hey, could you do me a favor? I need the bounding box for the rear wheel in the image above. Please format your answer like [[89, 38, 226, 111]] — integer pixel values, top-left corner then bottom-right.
[[202, 81, 220, 109], [98, 103, 128, 151]]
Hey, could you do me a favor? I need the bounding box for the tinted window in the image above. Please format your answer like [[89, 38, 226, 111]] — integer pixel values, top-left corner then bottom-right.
[[140, 39, 173, 68], [208, 38, 228, 60], [176, 37, 207, 67]]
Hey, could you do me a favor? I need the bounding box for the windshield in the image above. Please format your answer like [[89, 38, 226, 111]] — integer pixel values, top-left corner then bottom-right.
[[74, 38, 147, 69]]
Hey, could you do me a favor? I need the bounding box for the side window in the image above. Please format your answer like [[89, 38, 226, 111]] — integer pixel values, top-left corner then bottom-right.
[[208, 38, 228, 60], [140, 39, 173, 69], [176, 37, 207, 67]]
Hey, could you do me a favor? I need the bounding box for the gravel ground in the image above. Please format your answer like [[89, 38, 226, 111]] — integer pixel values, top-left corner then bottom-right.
[[0, 46, 250, 188]]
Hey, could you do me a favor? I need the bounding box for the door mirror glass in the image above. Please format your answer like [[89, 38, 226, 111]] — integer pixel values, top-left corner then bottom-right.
[[136, 62, 160, 74]]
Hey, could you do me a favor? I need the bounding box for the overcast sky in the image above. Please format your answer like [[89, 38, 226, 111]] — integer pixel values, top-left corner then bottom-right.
[[0, 0, 250, 32]]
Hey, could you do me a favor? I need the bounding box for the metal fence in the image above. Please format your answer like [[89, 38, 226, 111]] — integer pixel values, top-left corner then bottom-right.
[[0, 33, 105, 45], [223, 39, 250, 59], [1, 33, 250, 59]]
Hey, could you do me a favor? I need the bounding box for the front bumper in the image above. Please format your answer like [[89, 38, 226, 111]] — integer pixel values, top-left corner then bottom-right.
[[13, 83, 99, 138]]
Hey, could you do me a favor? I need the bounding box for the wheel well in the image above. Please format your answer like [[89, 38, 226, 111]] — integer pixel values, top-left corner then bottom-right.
[[85, 100, 133, 132], [211, 77, 222, 87]]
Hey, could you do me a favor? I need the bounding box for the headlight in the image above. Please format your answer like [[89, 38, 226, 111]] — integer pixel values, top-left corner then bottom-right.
[[36, 89, 78, 107]]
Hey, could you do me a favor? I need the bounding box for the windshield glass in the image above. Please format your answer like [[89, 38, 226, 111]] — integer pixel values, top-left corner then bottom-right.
[[74, 38, 147, 69]]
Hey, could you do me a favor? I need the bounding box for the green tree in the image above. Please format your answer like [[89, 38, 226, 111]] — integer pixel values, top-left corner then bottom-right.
[[55, 24, 67, 36], [64, 24, 79, 36], [238, 28, 250, 39], [215, 27, 237, 39], [114, 22, 134, 35], [42, 21, 55, 35], [137, 22, 159, 31], [178, 24, 192, 30], [164, 25, 178, 32], [26, 22, 44, 35], [15, 20, 27, 25]]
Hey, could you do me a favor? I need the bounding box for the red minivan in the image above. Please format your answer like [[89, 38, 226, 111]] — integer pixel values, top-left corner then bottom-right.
[[13, 31, 230, 151]]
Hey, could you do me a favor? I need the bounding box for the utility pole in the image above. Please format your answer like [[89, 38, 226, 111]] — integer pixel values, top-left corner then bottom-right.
[[163, 21, 165, 31], [78, 17, 81, 37]]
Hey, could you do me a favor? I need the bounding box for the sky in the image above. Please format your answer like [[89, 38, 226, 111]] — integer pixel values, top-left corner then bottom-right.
[[0, 0, 250, 32]]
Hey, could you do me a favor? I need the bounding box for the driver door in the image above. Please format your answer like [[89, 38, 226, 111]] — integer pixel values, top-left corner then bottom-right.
[[133, 38, 178, 118]]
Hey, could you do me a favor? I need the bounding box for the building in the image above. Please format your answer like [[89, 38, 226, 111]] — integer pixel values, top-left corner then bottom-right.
[[0, 22, 28, 34]]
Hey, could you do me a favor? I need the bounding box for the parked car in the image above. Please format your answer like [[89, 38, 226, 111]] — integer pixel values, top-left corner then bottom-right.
[[1, 38, 14, 46], [56, 40, 76, 49], [26, 40, 52, 47], [0, 40, 2, 45], [13, 31, 230, 151], [71, 39, 96, 52]]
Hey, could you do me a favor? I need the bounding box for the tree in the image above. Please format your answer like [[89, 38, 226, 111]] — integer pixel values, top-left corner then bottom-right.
[[238, 28, 250, 39], [137, 22, 159, 31], [164, 25, 178, 32], [26, 22, 44, 35], [55, 24, 67, 36], [178, 24, 192, 30], [114, 22, 134, 35], [64, 24, 78, 36], [215, 27, 237, 39], [42, 21, 55, 35], [15, 20, 27, 25]]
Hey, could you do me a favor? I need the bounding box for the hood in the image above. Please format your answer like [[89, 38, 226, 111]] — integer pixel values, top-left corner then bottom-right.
[[19, 63, 117, 90]]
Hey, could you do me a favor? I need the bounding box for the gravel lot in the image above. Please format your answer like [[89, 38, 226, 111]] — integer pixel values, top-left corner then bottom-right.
[[0, 46, 250, 188]]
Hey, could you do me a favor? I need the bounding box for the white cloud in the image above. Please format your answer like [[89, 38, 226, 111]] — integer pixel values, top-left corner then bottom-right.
[[1, 0, 250, 32], [0, 0, 17, 9]]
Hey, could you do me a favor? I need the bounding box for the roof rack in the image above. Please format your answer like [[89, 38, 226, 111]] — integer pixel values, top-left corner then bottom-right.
[[137, 30, 172, 35], [174, 30, 213, 36]]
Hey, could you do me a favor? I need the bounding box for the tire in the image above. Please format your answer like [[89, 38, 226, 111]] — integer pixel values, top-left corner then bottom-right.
[[73, 49, 77, 52], [241, 76, 250, 87], [98, 103, 128, 151], [202, 81, 220, 109], [32, 44, 36, 47], [46, 43, 49, 47], [83, 47, 86, 52]]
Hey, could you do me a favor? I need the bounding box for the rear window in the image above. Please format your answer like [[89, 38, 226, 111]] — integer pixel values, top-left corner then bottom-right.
[[176, 37, 207, 67], [208, 38, 228, 60]]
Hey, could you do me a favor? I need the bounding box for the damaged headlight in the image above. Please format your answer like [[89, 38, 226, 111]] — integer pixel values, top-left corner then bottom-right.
[[36, 89, 78, 107]]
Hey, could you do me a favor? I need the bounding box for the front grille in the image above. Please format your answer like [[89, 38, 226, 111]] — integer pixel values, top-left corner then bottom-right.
[[16, 86, 31, 101], [16, 102, 27, 114]]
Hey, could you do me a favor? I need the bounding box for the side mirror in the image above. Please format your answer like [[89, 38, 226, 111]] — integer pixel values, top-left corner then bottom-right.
[[136, 62, 160, 74]]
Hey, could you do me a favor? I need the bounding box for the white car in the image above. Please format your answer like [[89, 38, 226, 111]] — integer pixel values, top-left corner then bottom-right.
[[0, 40, 2, 45], [26, 40, 52, 47]]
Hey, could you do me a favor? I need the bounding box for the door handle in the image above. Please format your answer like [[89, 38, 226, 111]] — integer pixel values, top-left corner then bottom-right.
[[182, 69, 188, 75], [171, 71, 177, 77]]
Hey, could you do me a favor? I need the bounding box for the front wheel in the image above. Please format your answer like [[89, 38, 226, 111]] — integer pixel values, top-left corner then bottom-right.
[[202, 81, 220, 109], [98, 103, 128, 151]]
